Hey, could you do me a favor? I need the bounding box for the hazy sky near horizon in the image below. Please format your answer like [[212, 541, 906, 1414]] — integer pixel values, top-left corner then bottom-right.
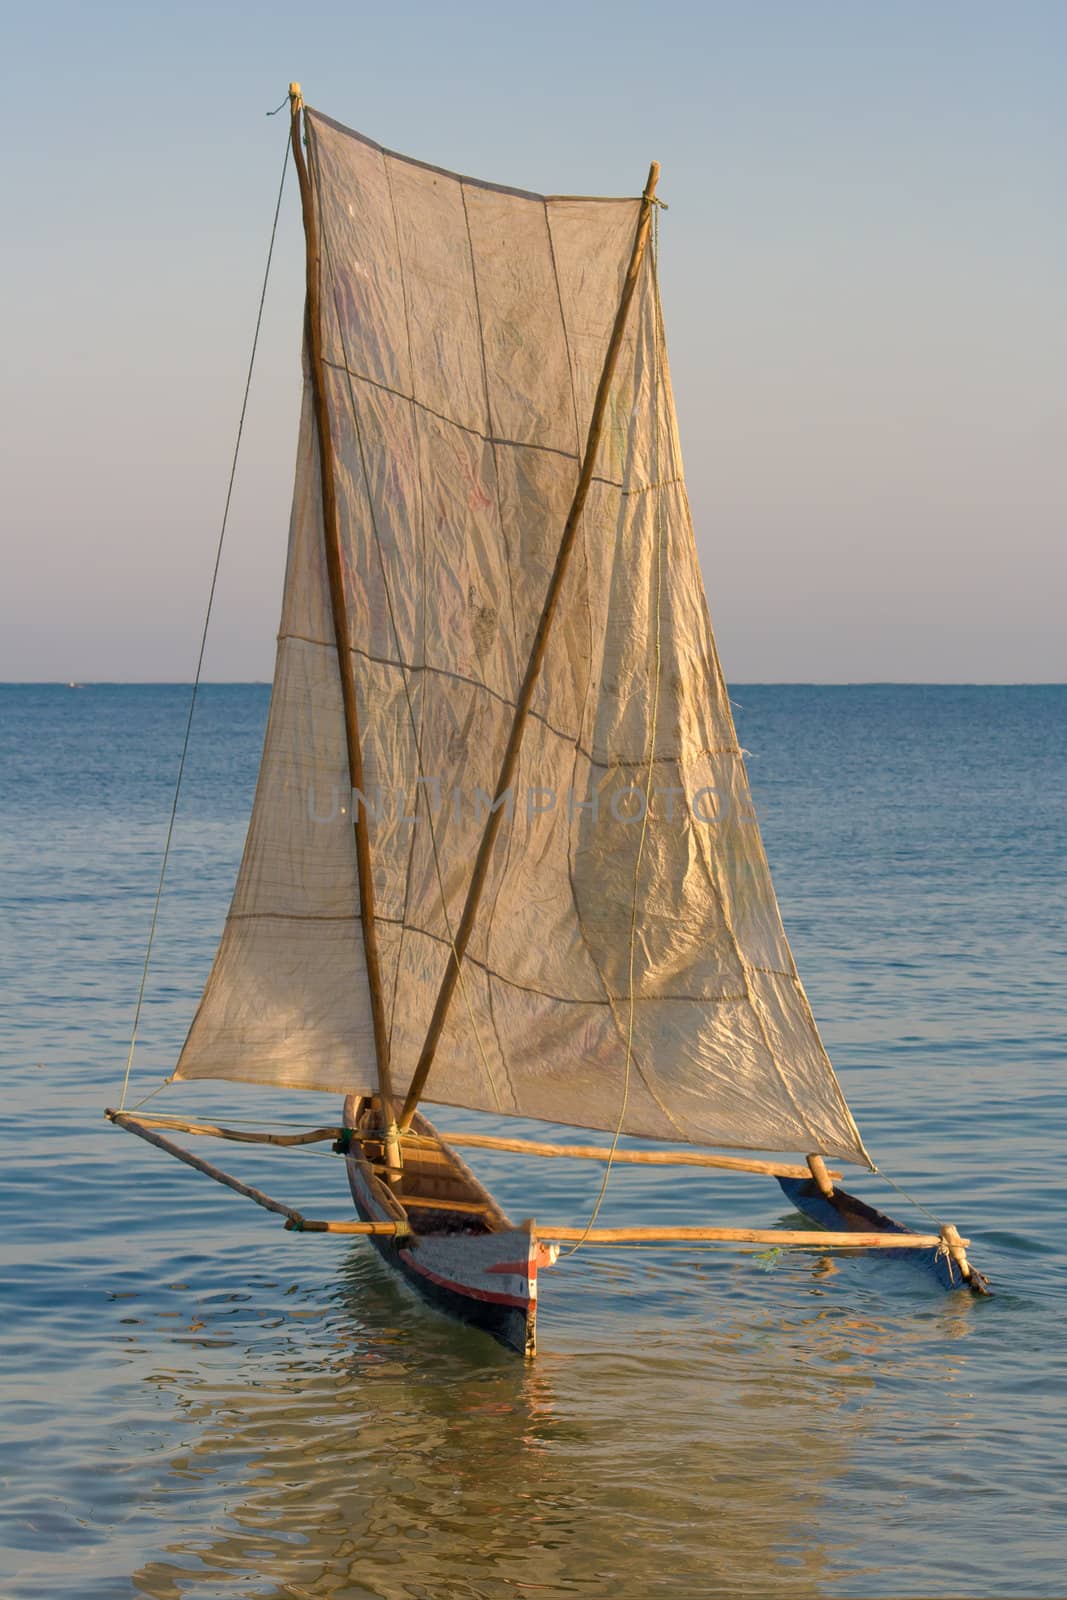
[[3, 0, 1064, 682]]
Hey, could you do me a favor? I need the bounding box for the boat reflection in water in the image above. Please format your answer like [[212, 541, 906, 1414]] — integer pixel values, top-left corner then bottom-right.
[[128, 1240, 979, 1599]]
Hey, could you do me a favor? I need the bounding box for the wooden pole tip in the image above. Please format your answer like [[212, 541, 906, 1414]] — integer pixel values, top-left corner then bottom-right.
[[939, 1222, 973, 1281], [289, 81, 302, 101], [644, 161, 661, 200]]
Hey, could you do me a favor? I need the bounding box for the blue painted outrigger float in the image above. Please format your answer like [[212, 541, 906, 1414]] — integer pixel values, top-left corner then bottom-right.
[[778, 1173, 992, 1295]]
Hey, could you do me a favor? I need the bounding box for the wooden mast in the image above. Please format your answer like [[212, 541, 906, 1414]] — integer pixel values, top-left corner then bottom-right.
[[288, 85, 400, 1168], [398, 160, 661, 1132]]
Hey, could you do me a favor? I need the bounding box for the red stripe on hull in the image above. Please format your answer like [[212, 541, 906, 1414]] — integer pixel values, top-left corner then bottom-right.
[[487, 1258, 537, 1277], [400, 1253, 533, 1310]]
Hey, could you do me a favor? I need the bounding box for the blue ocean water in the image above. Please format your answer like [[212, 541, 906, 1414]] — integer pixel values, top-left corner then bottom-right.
[[2, 682, 1065, 1598]]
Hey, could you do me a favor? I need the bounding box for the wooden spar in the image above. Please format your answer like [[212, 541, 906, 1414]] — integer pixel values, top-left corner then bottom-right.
[[118, 1113, 841, 1181], [435, 1131, 842, 1181], [939, 1222, 973, 1281], [280, 1214, 964, 1249], [287, 85, 399, 1168], [534, 1224, 964, 1248], [806, 1153, 836, 1198], [114, 1113, 343, 1146], [285, 1218, 406, 1234], [398, 159, 662, 1133]]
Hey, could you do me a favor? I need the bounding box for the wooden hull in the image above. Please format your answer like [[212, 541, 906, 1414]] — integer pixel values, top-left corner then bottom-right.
[[777, 1175, 991, 1294], [344, 1103, 556, 1356]]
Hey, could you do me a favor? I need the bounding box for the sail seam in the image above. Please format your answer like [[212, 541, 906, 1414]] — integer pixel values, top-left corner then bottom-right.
[[219, 909, 783, 1005], [541, 195, 638, 1128], [575, 251, 684, 1138], [542, 198, 613, 1055], [319, 358, 582, 462], [379, 145, 426, 1061], [165, 1060, 839, 1156], [319, 355, 651, 494], [543, 236, 684, 1139], [458, 177, 523, 1115], [624, 475, 685, 497], [564, 222, 684, 1256], [543, 200, 585, 458], [276, 632, 744, 767]]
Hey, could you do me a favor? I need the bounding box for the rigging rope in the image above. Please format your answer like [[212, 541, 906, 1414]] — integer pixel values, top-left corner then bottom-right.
[[562, 202, 667, 1256], [869, 1163, 943, 1227], [117, 131, 290, 1112]]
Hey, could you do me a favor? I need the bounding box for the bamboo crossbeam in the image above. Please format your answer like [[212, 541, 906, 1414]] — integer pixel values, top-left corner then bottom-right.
[[286, 1217, 406, 1234], [114, 1113, 343, 1147], [534, 1225, 962, 1248], [399, 158, 662, 1132], [435, 1131, 841, 1181], [275, 1215, 964, 1249], [120, 1115, 846, 1186]]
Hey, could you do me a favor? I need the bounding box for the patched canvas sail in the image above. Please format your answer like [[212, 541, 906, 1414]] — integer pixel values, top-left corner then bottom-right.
[[176, 108, 868, 1165]]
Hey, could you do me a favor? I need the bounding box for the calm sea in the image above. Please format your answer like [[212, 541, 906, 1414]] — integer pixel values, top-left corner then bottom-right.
[[2, 683, 1065, 1599]]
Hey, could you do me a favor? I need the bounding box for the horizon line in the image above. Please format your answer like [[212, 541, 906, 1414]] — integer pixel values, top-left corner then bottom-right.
[[4, 680, 1066, 690]]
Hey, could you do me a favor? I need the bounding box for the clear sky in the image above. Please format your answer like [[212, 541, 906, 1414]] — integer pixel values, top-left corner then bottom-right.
[[3, 0, 1064, 682]]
